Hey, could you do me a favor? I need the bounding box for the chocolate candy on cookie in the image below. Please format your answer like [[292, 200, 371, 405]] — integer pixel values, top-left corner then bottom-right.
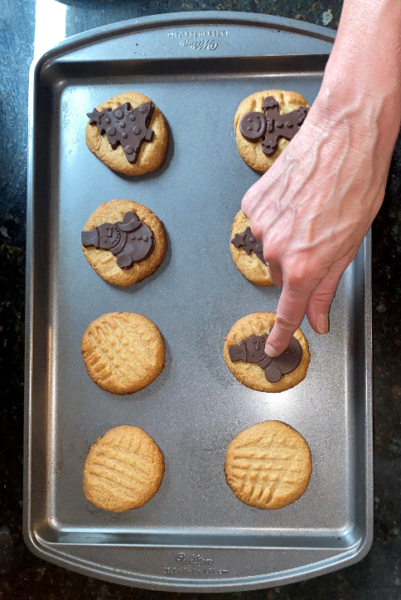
[[239, 96, 309, 156], [228, 332, 302, 383], [230, 211, 274, 286], [234, 90, 310, 173], [82, 210, 155, 270], [231, 226, 265, 265], [86, 92, 168, 176], [81, 199, 167, 287], [87, 101, 155, 165], [240, 111, 267, 141], [223, 312, 310, 392]]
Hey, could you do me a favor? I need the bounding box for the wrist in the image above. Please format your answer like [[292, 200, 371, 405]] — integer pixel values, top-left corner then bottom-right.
[[310, 81, 401, 154], [318, 0, 401, 118]]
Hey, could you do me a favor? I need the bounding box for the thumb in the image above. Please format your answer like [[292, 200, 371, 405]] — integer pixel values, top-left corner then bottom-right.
[[305, 259, 349, 334]]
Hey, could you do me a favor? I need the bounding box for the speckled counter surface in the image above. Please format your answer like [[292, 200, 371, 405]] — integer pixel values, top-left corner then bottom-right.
[[1, 1, 401, 598]]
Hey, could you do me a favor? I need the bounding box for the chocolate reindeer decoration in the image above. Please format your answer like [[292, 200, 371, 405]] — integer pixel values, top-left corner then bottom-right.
[[81, 211, 154, 270], [231, 226, 266, 266], [229, 332, 302, 383], [239, 96, 309, 157], [87, 102, 155, 164]]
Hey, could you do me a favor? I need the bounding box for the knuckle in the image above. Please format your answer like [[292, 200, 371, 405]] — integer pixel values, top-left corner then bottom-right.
[[285, 269, 306, 289], [274, 312, 299, 332], [285, 258, 316, 288], [263, 231, 282, 263], [248, 219, 263, 243], [241, 191, 254, 217], [264, 241, 280, 265], [313, 289, 335, 305]]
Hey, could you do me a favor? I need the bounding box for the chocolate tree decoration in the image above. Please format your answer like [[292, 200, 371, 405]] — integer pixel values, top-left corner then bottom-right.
[[229, 333, 302, 383], [231, 226, 266, 265], [87, 102, 155, 164], [81, 211, 154, 270], [239, 96, 309, 157]]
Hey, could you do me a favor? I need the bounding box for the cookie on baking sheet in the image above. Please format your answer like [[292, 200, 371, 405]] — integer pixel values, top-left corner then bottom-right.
[[223, 312, 310, 393], [83, 425, 165, 512], [86, 92, 168, 176], [81, 199, 167, 287], [234, 90, 310, 172], [81, 312, 165, 395], [224, 420, 312, 509], [230, 210, 274, 286]]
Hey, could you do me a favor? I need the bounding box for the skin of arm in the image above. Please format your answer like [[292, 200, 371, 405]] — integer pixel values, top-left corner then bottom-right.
[[241, 0, 401, 357]]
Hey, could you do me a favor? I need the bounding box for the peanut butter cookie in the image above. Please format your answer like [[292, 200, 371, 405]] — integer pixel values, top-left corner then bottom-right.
[[83, 425, 165, 512], [225, 420, 312, 509], [81, 312, 165, 395]]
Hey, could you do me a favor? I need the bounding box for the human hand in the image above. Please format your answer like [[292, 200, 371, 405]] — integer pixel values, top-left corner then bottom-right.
[[241, 89, 395, 357]]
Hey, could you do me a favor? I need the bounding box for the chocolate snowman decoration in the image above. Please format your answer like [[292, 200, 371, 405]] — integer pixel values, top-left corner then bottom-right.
[[229, 332, 302, 383], [240, 96, 309, 157], [81, 211, 154, 270]]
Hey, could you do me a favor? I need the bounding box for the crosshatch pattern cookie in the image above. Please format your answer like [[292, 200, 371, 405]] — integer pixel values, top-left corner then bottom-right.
[[223, 312, 310, 392], [234, 90, 310, 173], [86, 92, 168, 176], [83, 425, 165, 512], [230, 211, 274, 286], [81, 312, 165, 395], [224, 420, 312, 509], [82, 199, 167, 287]]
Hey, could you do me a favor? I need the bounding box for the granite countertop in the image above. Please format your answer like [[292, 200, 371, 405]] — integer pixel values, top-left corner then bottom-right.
[[1, 0, 400, 598]]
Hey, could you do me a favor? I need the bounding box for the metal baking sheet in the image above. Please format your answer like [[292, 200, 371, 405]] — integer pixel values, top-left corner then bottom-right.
[[24, 12, 373, 592]]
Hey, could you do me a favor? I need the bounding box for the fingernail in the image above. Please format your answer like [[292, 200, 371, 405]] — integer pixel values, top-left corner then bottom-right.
[[317, 313, 329, 334], [265, 343, 278, 357]]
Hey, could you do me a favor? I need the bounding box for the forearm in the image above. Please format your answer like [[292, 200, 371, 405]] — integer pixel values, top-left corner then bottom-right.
[[315, 0, 401, 150]]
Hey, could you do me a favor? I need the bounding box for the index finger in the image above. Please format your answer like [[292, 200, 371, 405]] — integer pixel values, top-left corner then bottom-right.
[[265, 280, 316, 357]]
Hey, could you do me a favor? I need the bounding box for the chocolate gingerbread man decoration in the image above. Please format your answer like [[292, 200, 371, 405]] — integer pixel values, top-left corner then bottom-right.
[[231, 226, 266, 266], [81, 211, 154, 270], [87, 102, 155, 164], [229, 332, 302, 383], [239, 96, 309, 157]]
